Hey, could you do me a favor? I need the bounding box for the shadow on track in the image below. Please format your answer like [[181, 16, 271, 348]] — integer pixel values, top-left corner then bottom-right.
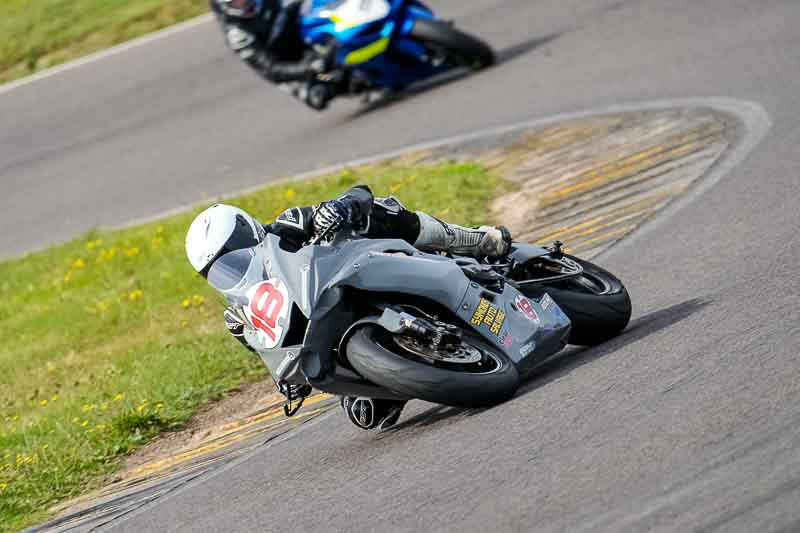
[[386, 298, 712, 432], [346, 33, 562, 119], [515, 297, 713, 397]]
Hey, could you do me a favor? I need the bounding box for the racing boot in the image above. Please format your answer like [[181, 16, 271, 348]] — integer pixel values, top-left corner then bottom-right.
[[414, 212, 512, 258], [341, 396, 406, 431]]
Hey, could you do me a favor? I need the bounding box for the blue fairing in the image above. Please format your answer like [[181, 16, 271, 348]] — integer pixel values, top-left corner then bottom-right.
[[299, 0, 448, 89]]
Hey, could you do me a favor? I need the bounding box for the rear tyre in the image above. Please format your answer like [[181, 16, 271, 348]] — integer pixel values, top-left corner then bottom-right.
[[346, 326, 519, 408], [410, 19, 495, 69], [521, 255, 632, 346]]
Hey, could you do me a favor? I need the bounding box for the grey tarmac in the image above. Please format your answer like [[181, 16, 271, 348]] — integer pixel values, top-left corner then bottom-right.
[[8, 0, 800, 532]]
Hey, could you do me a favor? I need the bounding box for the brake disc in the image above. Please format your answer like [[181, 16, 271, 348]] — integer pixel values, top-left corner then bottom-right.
[[393, 335, 483, 364]]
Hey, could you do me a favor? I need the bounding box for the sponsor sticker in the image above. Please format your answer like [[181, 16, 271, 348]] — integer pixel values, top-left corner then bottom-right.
[[243, 278, 290, 349], [519, 340, 536, 357], [501, 333, 514, 348], [541, 293, 567, 321], [470, 298, 506, 336], [515, 295, 540, 323]]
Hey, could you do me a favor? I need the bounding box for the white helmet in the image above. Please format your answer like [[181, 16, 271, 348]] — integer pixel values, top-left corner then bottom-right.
[[185, 204, 265, 276]]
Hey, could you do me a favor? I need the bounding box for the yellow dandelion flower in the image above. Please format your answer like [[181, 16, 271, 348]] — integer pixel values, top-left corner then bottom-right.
[[72, 258, 86, 269], [39, 399, 48, 407], [128, 290, 143, 302], [0, 482, 8, 491], [42, 444, 49, 450], [181, 298, 191, 308], [113, 393, 124, 402], [51, 395, 59, 402], [124, 247, 140, 257], [98, 247, 119, 262], [136, 404, 146, 413], [81, 420, 89, 427], [192, 294, 205, 306], [284, 188, 296, 200], [85, 239, 103, 250]]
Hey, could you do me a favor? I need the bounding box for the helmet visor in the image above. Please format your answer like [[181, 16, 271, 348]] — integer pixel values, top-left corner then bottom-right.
[[200, 214, 262, 278], [207, 248, 254, 291]]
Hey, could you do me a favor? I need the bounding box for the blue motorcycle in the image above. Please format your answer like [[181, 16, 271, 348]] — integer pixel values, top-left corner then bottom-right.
[[296, 0, 495, 110]]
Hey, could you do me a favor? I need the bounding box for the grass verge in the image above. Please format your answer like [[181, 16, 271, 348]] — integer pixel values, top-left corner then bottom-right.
[[0, 161, 504, 531], [0, 0, 208, 84]]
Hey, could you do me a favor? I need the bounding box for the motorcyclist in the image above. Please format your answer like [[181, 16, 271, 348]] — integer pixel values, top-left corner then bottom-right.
[[210, 0, 340, 108], [185, 185, 511, 430]]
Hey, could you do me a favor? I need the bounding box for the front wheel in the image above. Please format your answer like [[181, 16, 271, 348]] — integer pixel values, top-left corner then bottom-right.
[[519, 255, 632, 346], [346, 326, 519, 408], [409, 19, 496, 70]]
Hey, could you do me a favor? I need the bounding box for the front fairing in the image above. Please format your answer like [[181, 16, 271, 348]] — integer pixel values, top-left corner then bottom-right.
[[299, 0, 437, 84], [216, 234, 570, 384]]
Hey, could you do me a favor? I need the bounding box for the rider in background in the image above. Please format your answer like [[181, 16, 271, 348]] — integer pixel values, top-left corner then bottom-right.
[[186, 185, 511, 430], [210, 0, 335, 106]]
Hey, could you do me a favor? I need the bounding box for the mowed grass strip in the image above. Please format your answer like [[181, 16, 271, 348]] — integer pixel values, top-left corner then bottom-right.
[[0, 162, 503, 531], [0, 0, 208, 84]]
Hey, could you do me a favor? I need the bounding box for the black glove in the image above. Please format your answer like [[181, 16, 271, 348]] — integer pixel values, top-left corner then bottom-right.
[[312, 199, 351, 236]]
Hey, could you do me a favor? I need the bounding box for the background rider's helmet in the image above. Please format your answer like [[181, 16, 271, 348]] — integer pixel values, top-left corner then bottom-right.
[[185, 204, 266, 278], [217, 0, 264, 19]]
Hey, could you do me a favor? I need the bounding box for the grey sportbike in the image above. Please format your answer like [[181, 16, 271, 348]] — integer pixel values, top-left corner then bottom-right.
[[208, 222, 631, 411]]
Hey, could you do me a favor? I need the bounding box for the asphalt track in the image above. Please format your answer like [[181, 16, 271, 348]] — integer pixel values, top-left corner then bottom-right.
[[6, 0, 800, 531]]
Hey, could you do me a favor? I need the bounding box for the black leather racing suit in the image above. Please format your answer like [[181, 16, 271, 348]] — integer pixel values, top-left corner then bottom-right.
[[224, 185, 420, 349], [210, 0, 319, 83]]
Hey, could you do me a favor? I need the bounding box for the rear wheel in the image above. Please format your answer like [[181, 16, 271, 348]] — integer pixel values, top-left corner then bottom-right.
[[409, 19, 495, 69], [519, 255, 632, 346], [346, 326, 519, 408]]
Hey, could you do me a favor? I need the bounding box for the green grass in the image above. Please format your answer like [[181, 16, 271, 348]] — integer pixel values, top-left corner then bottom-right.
[[0, 0, 208, 84], [0, 161, 503, 531]]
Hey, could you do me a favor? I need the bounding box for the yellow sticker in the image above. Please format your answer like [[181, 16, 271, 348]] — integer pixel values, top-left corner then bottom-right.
[[471, 298, 490, 325], [470, 298, 506, 336]]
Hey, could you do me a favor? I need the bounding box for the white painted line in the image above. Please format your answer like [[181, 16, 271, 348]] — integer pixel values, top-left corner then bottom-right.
[[0, 14, 214, 96], [593, 97, 772, 262]]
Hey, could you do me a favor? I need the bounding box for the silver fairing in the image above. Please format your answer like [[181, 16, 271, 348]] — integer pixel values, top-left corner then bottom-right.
[[214, 231, 571, 389]]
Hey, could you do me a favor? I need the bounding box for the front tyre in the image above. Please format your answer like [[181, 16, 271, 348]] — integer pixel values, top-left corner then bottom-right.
[[346, 327, 519, 408], [521, 255, 632, 346], [410, 19, 496, 69]]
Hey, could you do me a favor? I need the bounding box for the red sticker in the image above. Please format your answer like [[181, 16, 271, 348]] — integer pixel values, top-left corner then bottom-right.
[[515, 295, 540, 323], [244, 279, 289, 348]]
